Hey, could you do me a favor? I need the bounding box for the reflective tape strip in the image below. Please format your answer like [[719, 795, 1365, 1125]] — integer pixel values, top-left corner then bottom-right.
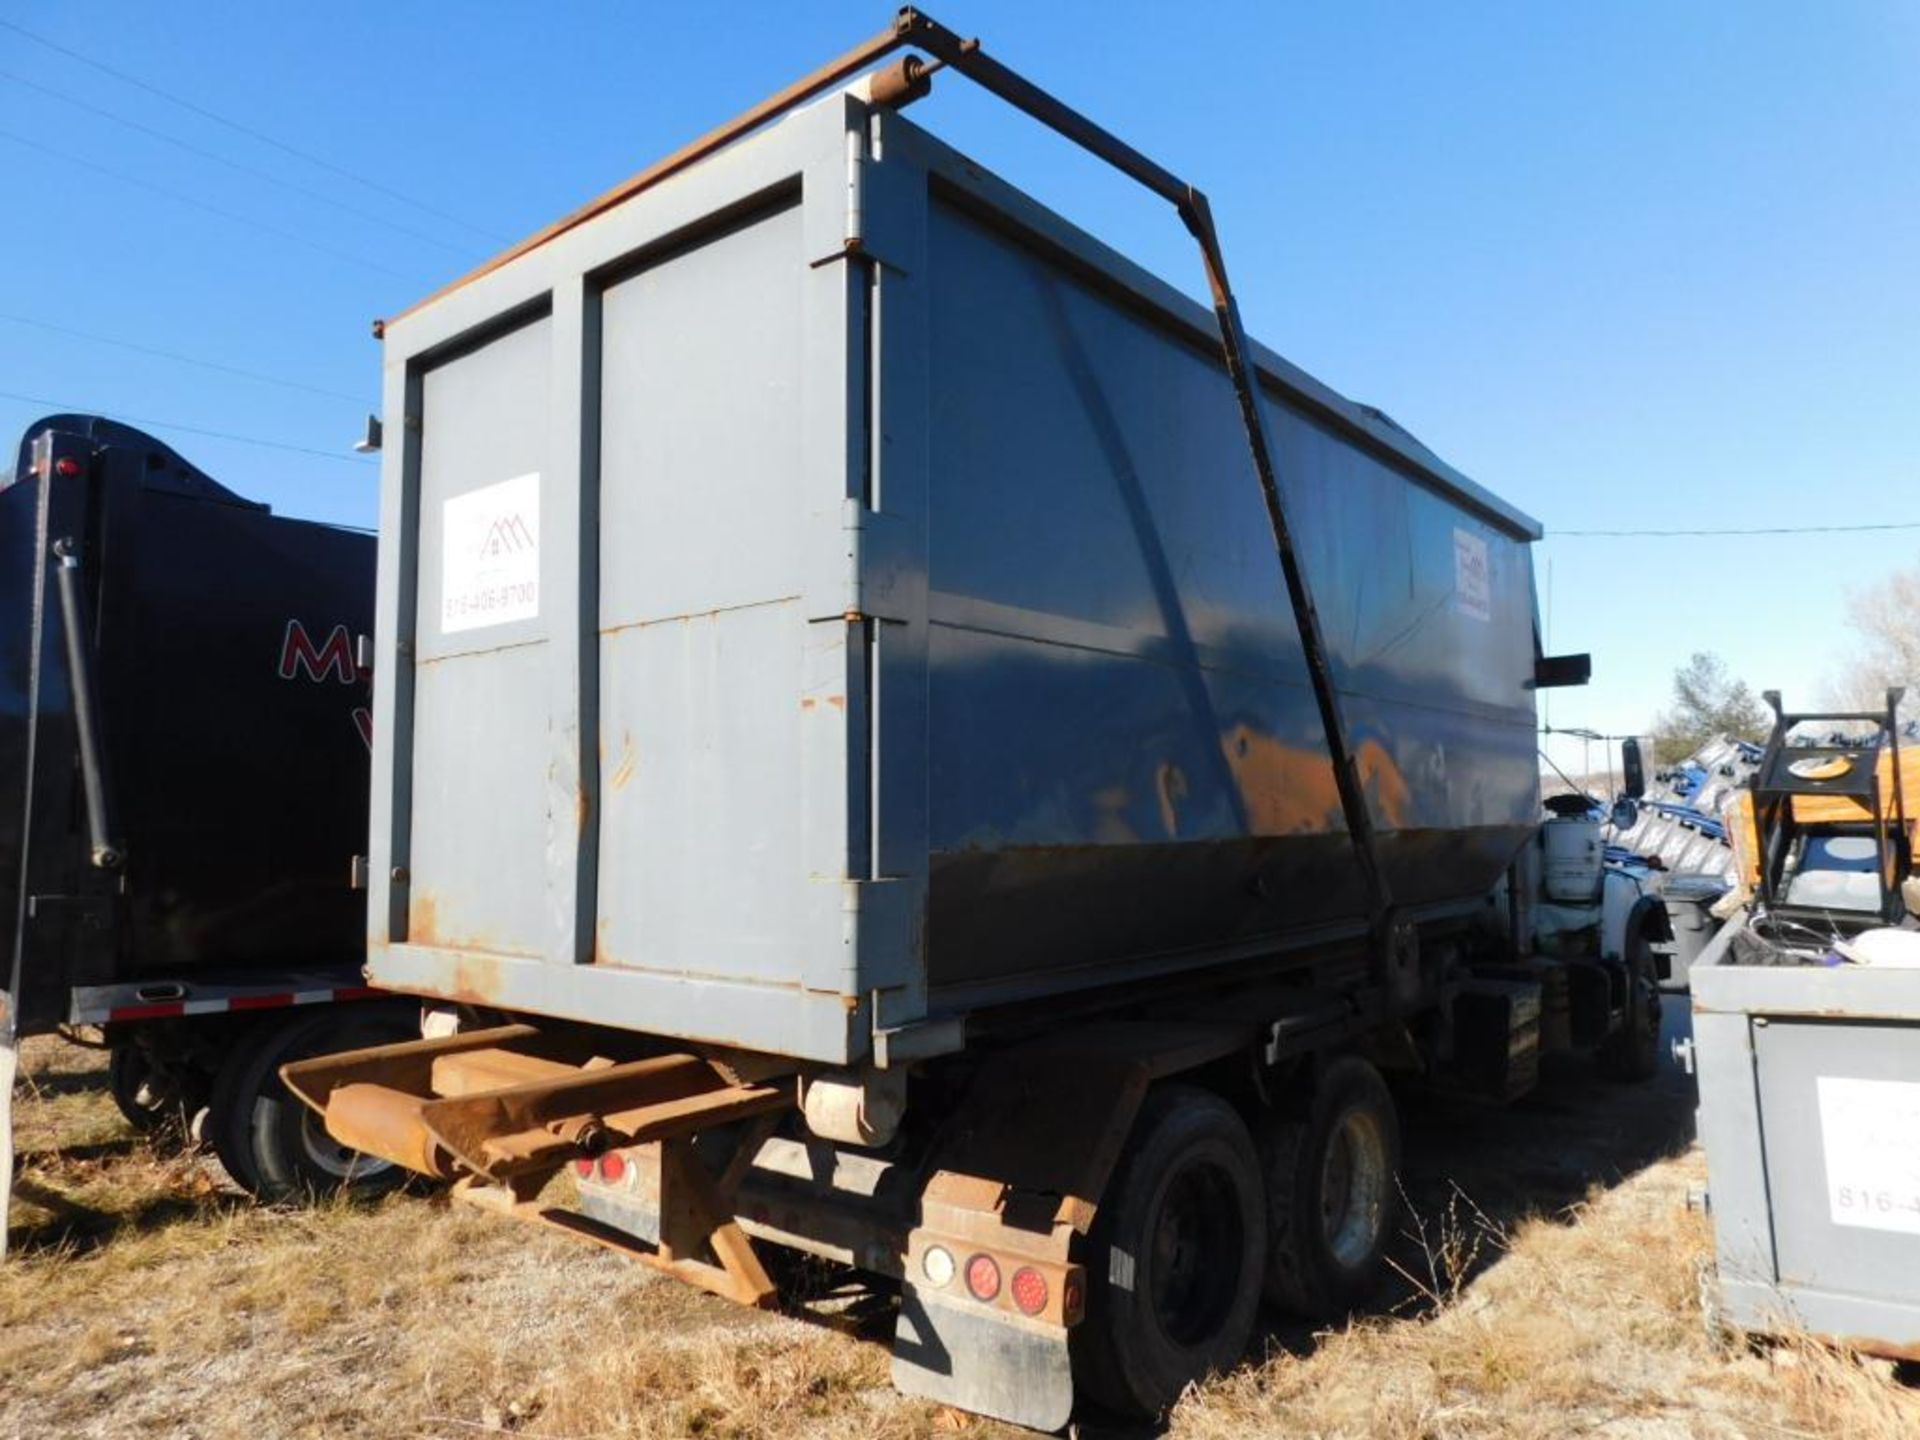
[[228, 993, 296, 1012], [101, 1002, 185, 1023], [87, 986, 381, 1027]]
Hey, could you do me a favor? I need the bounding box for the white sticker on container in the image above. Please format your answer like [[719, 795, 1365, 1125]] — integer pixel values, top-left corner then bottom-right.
[[1816, 1075, 1920, 1234], [1453, 527, 1491, 622], [441, 472, 540, 633]]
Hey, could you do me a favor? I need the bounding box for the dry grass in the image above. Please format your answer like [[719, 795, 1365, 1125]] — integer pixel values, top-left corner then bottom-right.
[[5, 1034, 1918, 1439], [2, 1037, 990, 1440], [1174, 1158, 1920, 1440]]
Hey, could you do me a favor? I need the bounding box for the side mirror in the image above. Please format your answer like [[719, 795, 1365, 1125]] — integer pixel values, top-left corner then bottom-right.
[[1621, 737, 1646, 800]]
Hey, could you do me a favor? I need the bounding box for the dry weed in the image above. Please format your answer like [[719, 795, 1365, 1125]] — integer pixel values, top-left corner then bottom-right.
[[1173, 1158, 1920, 1440]]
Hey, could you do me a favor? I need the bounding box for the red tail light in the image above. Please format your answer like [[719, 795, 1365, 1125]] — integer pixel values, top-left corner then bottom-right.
[[1011, 1266, 1048, 1316], [598, 1151, 627, 1184], [965, 1253, 1001, 1302]]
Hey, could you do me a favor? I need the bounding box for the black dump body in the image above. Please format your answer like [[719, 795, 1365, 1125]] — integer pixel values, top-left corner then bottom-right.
[[2, 416, 374, 1034]]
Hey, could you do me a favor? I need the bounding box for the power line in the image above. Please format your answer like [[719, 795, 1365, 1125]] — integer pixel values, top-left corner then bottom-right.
[[0, 313, 367, 404], [0, 126, 418, 281], [0, 16, 508, 245], [0, 387, 374, 467], [1549, 521, 1920, 538], [0, 67, 477, 259]]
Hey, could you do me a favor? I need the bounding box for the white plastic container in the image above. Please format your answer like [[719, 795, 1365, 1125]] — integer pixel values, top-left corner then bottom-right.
[[1541, 815, 1604, 902]]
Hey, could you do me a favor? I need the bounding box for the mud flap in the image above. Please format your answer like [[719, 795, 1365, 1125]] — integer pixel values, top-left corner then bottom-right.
[[892, 1283, 1074, 1432]]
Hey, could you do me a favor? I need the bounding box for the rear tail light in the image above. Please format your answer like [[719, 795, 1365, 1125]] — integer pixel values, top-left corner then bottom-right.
[[53, 456, 82, 478], [965, 1253, 1001, 1302], [572, 1157, 594, 1179], [1010, 1266, 1049, 1316], [597, 1151, 627, 1185]]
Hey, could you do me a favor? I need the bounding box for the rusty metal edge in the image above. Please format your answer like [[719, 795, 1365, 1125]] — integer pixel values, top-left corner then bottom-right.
[[385, 12, 918, 327]]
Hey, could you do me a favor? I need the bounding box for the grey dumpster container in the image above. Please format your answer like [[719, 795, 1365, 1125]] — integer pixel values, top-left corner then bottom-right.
[[366, 88, 1548, 1065], [1691, 925, 1920, 1356]]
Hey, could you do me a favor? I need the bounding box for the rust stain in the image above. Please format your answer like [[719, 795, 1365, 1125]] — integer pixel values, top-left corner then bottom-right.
[[800, 697, 816, 712], [1220, 724, 1413, 833], [407, 893, 514, 1004], [610, 731, 637, 792], [825, 694, 845, 712], [409, 891, 440, 948], [440, 950, 507, 1009], [1842, 1332, 1920, 1364]]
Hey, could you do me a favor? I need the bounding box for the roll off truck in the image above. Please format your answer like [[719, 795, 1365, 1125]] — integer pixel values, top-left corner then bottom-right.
[[281, 13, 1672, 1427]]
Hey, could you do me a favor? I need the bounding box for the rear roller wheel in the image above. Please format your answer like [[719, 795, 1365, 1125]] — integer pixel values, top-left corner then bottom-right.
[[1073, 1085, 1266, 1419]]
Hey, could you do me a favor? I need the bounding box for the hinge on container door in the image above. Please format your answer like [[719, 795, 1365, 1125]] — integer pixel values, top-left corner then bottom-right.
[[842, 498, 869, 617], [846, 124, 866, 253], [811, 125, 873, 271]]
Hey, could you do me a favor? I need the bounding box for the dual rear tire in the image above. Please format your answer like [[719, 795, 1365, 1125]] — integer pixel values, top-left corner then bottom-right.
[[1073, 1058, 1401, 1419], [205, 1003, 417, 1202]]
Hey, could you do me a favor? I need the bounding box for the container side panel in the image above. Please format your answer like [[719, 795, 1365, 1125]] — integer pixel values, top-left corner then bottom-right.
[[409, 316, 552, 957], [921, 199, 1535, 991], [594, 203, 813, 984]]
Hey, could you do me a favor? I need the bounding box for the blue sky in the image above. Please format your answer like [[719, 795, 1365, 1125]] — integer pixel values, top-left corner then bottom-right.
[[2, 3, 1915, 777]]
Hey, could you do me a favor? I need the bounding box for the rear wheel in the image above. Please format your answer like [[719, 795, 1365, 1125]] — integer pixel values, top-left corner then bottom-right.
[[207, 1004, 417, 1201], [1263, 1055, 1399, 1318], [207, 1022, 278, 1193], [1073, 1085, 1266, 1420], [1599, 927, 1662, 1082]]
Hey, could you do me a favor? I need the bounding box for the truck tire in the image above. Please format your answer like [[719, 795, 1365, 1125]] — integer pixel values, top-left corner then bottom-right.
[[1073, 1085, 1266, 1420], [1599, 927, 1662, 1082], [206, 1021, 278, 1194], [208, 1004, 417, 1202], [1262, 1055, 1399, 1318]]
